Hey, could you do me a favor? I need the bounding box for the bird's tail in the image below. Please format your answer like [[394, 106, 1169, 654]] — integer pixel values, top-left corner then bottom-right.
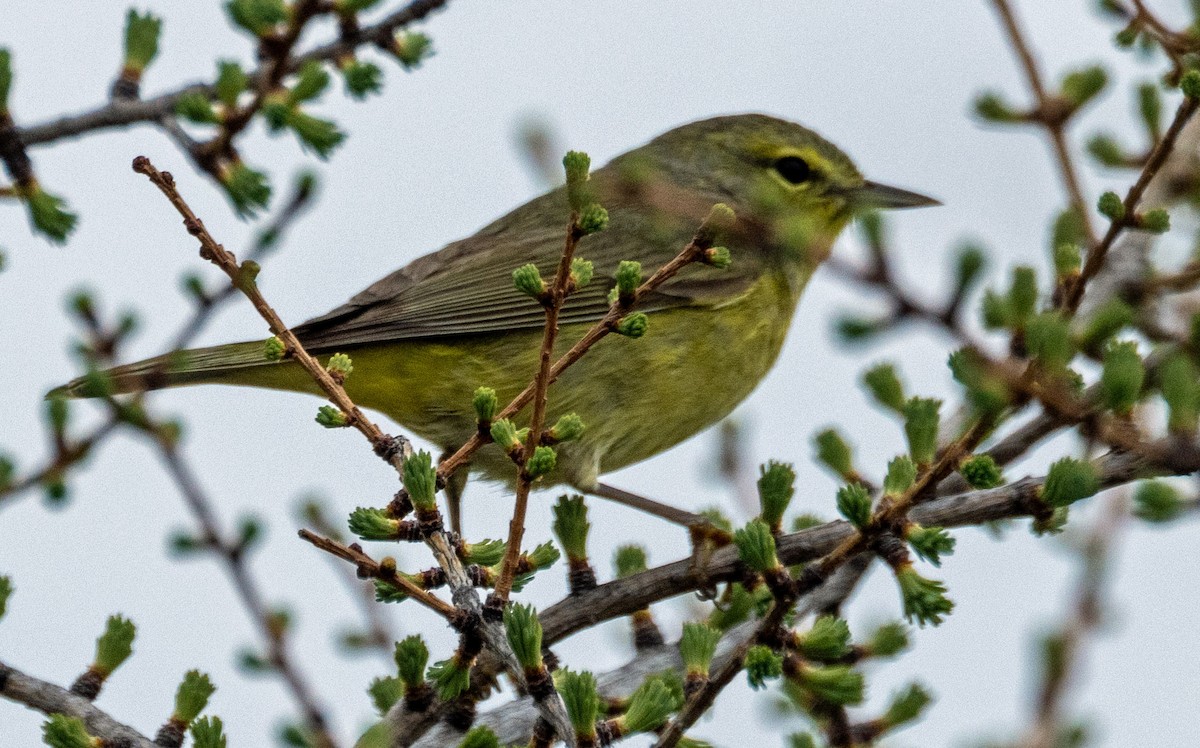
[[51, 340, 290, 399]]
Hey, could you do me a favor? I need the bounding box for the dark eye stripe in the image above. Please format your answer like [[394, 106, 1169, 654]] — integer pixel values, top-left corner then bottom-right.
[[774, 155, 812, 185]]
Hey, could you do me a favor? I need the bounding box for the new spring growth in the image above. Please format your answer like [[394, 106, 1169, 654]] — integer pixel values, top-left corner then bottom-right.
[[883, 683, 932, 729], [390, 31, 433, 70], [863, 362, 906, 413], [263, 336, 286, 361], [402, 451, 438, 512], [757, 460, 796, 532], [326, 352, 353, 382], [547, 413, 585, 443], [607, 677, 675, 737], [513, 263, 547, 300], [974, 91, 1022, 123], [894, 565, 954, 627], [569, 258, 594, 289], [1138, 208, 1171, 234], [1026, 312, 1074, 371], [905, 525, 956, 567], [341, 59, 384, 100], [1101, 341, 1144, 415], [525, 446, 557, 479], [949, 348, 1011, 418], [680, 623, 721, 688], [616, 312, 649, 338], [1009, 266, 1039, 327], [471, 386, 498, 427], [190, 716, 226, 748], [1181, 70, 1200, 99], [428, 656, 471, 700], [1139, 81, 1162, 138], [903, 397, 941, 466], [1060, 65, 1108, 109], [457, 726, 500, 748], [1040, 457, 1100, 508], [733, 519, 782, 574], [866, 621, 910, 658], [70, 615, 136, 700], [959, 454, 1003, 489], [1098, 191, 1125, 222], [787, 661, 865, 705], [615, 260, 643, 305], [556, 669, 600, 742], [394, 634, 432, 709], [226, 0, 287, 36], [220, 161, 271, 217], [578, 203, 610, 235], [614, 544, 648, 578], [490, 419, 529, 458], [0, 49, 12, 114], [461, 538, 506, 566], [504, 604, 552, 699], [1054, 243, 1081, 280], [703, 246, 732, 269], [1134, 480, 1184, 523], [836, 483, 872, 530], [1160, 354, 1200, 432], [348, 507, 402, 541], [795, 616, 852, 661], [368, 676, 404, 715], [121, 10, 162, 76], [563, 151, 593, 211], [744, 645, 784, 690], [156, 670, 215, 746], [955, 242, 987, 294], [553, 495, 595, 591], [0, 576, 12, 622], [216, 61, 247, 107], [22, 183, 78, 244], [315, 404, 350, 428], [41, 714, 95, 748], [883, 456, 916, 497], [814, 428, 857, 482], [1087, 133, 1127, 167]]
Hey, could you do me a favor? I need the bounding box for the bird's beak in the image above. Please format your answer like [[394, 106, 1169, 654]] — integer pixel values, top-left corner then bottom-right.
[[851, 180, 941, 210]]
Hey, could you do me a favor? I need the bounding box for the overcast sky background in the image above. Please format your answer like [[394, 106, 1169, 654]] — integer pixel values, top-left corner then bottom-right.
[[2, 1, 1198, 746]]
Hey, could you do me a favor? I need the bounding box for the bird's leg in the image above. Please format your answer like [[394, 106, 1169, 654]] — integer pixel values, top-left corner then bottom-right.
[[591, 482, 731, 570], [441, 452, 470, 535]]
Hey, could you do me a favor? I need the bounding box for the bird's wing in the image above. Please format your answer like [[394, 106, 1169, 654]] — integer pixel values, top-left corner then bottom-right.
[[293, 191, 762, 351]]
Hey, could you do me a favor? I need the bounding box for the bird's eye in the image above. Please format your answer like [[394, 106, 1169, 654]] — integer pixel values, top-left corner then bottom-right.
[[773, 156, 812, 185]]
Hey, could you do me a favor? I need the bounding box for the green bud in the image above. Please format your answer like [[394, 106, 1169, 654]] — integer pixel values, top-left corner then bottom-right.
[[903, 397, 941, 465], [835, 315, 884, 342], [884, 683, 932, 727], [883, 456, 916, 497], [428, 658, 470, 700], [215, 60, 247, 107], [263, 336, 286, 361], [867, 621, 910, 657], [94, 614, 136, 676], [391, 31, 433, 70], [461, 538, 505, 566], [620, 677, 674, 734], [42, 714, 95, 748], [955, 242, 987, 292], [342, 60, 383, 99], [472, 386, 498, 423], [1054, 243, 1082, 278], [895, 565, 954, 627], [1100, 341, 1144, 414], [700, 506, 735, 533], [1032, 506, 1070, 536], [1161, 354, 1200, 432], [289, 60, 331, 104], [458, 726, 500, 748], [569, 258, 594, 288], [1026, 311, 1075, 370], [525, 445, 557, 479], [734, 519, 780, 572], [394, 635, 429, 686], [24, 185, 78, 244], [794, 663, 865, 705], [190, 716, 227, 748], [563, 150, 592, 210], [744, 645, 784, 690], [616, 312, 648, 338], [326, 352, 353, 378], [226, 0, 288, 35], [1008, 266, 1039, 324], [1097, 191, 1125, 221], [368, 676, 404, 716], [814, 428, 854, 480], [757, 460, 796, 530], [1041, 457, 1100, 508], [797, 616, 851, 661], [1080, 298, 1133, 351], [0, 49, 11, 114], [1114, 25, 1139, 47], [221, 161, 271, 218], [959, 454, 1003, 489], [503, 603, 544, 670], [981, 289, 1011, 329], [402, 451, 437, 511], [614, 544, 648, 578], [0, 576, 11, 621], [552, 495, 590, 560], [616, 260, 642, 299], [122, 10, 162, 72], [348, 507, 398, 541], [556, 668, 600, 739], [1133, 480, 1184, 523], [699, 202, 738, 244], [906, 524, 956, 567], [548, 412, 584, 443], [1138, 81, 1162, 138], [489, 418, 524, 452], [1061, 66, 1108, 108], [1182, 69, 1200, 99], [46, 395, 69, 436], [524, 540, 561, 571], [578, 203, 609, 235], [1140, 208, 1170, 234], [315, 405, 350, 428], [792, 513, 824, 532], [512, 263, 546, 298], [173, 670, 216, 724], [862, 362, 906, 412], [836, 483, 872, 529], [707, 583, 755, 631], [680, 622, 721, 675], [974, 91, 1021, 122], [1086, 133, 1127, 167], [285, 111, 345, 159]]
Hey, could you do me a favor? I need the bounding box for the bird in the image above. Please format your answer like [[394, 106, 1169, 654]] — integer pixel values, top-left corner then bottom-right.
[[57, 113, 936, 531]]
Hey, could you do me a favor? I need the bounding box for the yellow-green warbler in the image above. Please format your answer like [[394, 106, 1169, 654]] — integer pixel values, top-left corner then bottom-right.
[[59, 114, 934, 518]]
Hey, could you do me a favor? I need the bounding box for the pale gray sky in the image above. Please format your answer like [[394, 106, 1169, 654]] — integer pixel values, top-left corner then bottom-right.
[[2, 2, 1198, 746]]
